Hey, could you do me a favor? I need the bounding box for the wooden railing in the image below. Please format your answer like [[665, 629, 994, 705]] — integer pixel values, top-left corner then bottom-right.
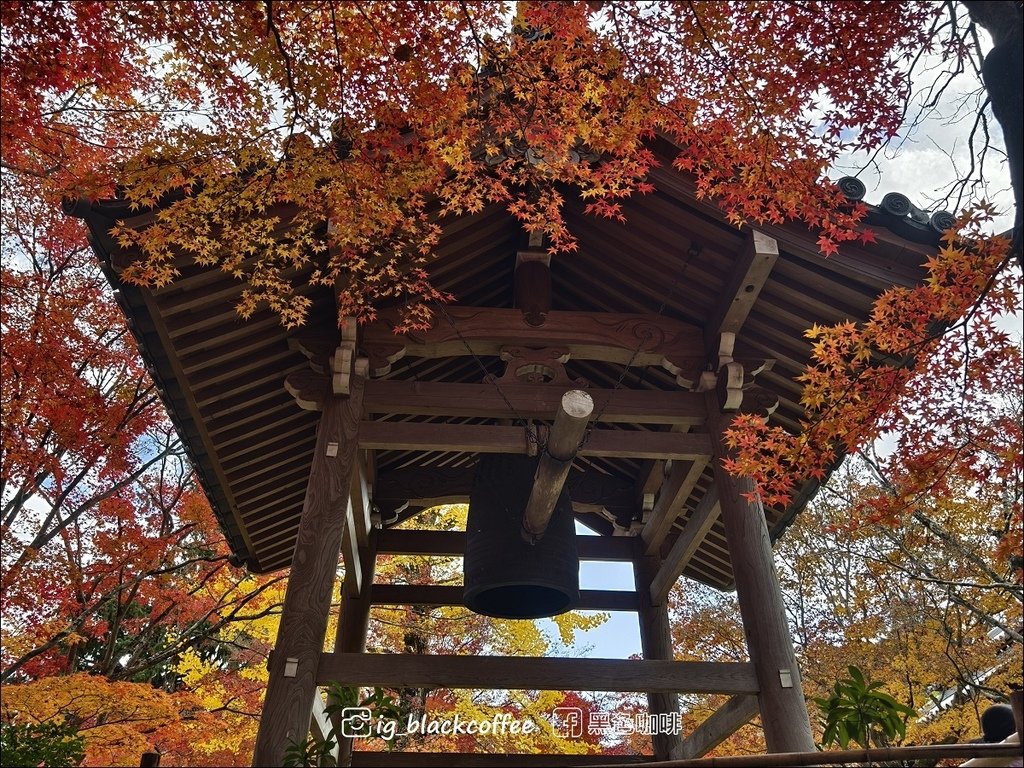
[[344, 742, 1021, 767], [615, 741, 1023, 767]]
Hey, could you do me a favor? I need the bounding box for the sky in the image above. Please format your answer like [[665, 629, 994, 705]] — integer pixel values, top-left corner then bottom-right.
[[536, 524, 642, 660], [832, 31, 1016, 239]]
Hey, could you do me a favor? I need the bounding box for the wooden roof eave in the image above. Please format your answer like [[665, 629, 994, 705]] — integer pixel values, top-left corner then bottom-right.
[[65, 142, 944, 586]]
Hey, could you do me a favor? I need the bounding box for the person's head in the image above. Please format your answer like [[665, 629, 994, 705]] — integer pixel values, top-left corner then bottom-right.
[[980, 703, 1016, 743]]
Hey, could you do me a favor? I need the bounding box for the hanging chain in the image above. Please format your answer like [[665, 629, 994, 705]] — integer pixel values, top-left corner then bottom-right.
[[431, 300, 542, 449]]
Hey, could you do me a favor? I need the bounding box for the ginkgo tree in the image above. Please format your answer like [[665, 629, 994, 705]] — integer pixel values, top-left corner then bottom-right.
[[667, 456, 1022, 756]]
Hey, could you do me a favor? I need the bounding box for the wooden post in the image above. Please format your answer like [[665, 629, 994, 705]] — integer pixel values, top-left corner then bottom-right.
[[706, 394, 815, 753], [332, 527, 378, 767], [515, 251, 552, 327], [1012, 689, 1023, 746], [522, 389, 593, 542], [251, 377, 365, 767], [634, 554, 686, 761]]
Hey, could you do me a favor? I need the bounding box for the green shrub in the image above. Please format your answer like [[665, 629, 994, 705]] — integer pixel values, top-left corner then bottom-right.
[[0, 717, 86, 768]]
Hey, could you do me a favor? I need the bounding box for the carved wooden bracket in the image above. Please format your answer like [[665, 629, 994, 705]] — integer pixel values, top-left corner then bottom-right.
[[701, 333, 776, 411], [717, 361, 745, 411], [485, 346, 586, 387], [330, 318, 359, 395], [736, 386, 780, 417], [284, 370, 329, 411], [363, 340, 406, 377], [286, 319, 366, 405], [361, 307, 705, 386], [287, 332, 337, 374], [285, 357, 369, 411]]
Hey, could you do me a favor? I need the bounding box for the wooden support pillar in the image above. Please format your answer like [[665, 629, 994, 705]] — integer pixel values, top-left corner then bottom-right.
[[634, 555, 685, 761], [332, 527, 378, 767], [335, 534, 377, 653], [706, 394, 815, 754], [251, 377, 365, 767]]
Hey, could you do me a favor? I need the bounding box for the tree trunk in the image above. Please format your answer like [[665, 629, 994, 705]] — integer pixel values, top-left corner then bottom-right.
[[965, 1, 1024, 268]]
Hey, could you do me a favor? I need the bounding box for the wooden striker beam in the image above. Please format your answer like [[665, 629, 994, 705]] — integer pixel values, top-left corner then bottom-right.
[[522, 389, 593, 542]]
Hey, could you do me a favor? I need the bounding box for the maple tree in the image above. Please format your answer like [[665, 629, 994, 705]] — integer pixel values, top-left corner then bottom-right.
[[1, 0, 952, 327], [0, 180, 287, 764], [725, 209, 1022, 562], [2, 0, 1017, 519], [2, 0, 1017, 500]]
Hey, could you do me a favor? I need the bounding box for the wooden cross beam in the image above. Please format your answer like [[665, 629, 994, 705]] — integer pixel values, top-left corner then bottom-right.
[[369, 584, 640, 612], [357, 422, 712, 460], [373, 466, 639, 524], [375, 528, 641, 561], [679, 694, 760, 759], [316, 653, 758, 694], [649, 486, 721, 604], [640, 458, 708, 555], [289, 375, 707, 429], [705, 229, 779, 356], [361, 306, 705, 387]]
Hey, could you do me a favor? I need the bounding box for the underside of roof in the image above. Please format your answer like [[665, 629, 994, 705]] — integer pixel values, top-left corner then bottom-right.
[[71, 135, 941, 590]]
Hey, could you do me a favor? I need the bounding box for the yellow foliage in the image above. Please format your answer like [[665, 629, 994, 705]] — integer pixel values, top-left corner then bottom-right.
[[552, 611, 609, 647], [1, 673, 187, 767]]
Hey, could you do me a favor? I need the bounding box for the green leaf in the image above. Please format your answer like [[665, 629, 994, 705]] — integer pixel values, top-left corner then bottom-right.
[[816, 666, 912, 750], [836, 719, 850, 749], [847, 665, 866, 686]]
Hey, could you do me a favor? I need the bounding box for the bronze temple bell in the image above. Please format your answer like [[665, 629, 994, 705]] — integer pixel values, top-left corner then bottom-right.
[[463, 453, 580, 619], [463, 389, 594, 619]]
